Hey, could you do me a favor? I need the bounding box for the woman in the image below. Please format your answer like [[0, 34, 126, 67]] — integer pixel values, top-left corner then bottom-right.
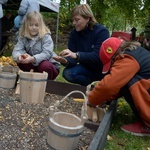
[[12, 11, 60, 80], [53, 4, 110, 86], [88, 37, 150, 136], [17, 0, 40, 27]]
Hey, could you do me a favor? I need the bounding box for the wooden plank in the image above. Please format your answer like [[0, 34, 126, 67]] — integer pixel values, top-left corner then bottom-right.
[[88, 100, 118, 150], [46, 80, 86, 98], [84, 120, 99, 131]]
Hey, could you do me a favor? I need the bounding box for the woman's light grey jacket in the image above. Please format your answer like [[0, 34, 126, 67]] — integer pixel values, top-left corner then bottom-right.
[[12, 33, 60, 70]]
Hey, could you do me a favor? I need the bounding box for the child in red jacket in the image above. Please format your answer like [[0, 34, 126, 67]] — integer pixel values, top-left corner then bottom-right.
[[88, 37, 150, 137]]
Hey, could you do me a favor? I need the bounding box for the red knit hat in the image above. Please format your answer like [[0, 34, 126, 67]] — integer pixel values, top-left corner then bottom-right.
[[100, 37, 124, 74]]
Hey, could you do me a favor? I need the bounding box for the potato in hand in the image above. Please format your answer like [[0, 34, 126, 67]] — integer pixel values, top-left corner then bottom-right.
[[22, 54, 28, 59]]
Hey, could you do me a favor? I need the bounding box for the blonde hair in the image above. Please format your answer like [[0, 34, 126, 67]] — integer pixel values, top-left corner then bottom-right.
[[19, 11, 50, 39], [71, 4, 97, 29], [111, 41, 141, 64], [117, 41, 141, 54]]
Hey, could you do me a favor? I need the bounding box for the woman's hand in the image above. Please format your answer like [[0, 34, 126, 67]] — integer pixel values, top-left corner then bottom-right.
[[59, 49, 77, 59], [53, 56, 68, 64], [53, 49, 78, 64]]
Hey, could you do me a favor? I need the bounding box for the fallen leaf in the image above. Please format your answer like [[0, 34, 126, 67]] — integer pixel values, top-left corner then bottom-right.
[[107, 135, 113, 140]]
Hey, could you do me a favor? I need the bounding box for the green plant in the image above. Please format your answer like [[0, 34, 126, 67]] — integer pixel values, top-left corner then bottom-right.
[[55, 65, 68, 83]]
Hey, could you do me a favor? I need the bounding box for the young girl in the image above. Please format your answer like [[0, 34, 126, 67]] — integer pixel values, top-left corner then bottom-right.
[[12, 11, 60, 80]]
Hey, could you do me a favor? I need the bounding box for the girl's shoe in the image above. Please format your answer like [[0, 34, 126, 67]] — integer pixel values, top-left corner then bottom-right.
[[121, 121, 150, 137]]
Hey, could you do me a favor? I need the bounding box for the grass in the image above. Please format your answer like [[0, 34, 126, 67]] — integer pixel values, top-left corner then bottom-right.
[[54, 65, 67, 83], [105, 98, 150, 150]]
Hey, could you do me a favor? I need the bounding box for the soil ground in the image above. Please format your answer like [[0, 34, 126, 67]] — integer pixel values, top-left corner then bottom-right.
[[0, 88, 96, 150]]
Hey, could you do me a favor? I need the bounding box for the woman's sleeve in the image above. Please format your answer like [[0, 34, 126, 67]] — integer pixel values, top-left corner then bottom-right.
[[0, 0, 8, 4], [18, 0, 28, 15], [79, 27, 110, 63], [68, 31, 76, 52], [68, 26, 110, 64]]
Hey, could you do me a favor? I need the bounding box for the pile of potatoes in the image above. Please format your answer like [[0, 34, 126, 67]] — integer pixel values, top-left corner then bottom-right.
[[0, 56, 17, 67]]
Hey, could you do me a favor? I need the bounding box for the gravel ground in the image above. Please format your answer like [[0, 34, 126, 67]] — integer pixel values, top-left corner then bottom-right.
[[0, 88, 96, 150]]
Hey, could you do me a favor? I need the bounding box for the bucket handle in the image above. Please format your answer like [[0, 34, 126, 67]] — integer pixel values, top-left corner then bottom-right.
[[50, 90, 88, 125]]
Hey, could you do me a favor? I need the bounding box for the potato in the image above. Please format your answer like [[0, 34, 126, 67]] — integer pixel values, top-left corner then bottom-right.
[[22, 54, 28, 59]]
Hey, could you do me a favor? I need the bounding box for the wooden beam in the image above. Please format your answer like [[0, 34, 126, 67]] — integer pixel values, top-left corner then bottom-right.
[[46, 80, 86, 98]]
